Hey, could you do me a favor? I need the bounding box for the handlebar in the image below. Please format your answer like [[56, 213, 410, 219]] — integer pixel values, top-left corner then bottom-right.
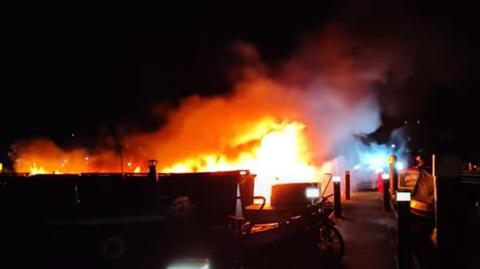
[[322, 193, 334, 200], [253, 196, 266, 210], [322, 173, 333, 198], [236, 195, 267, 210]]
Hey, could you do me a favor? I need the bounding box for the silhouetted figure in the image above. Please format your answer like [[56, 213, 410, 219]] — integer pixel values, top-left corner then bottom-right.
[[388, 154, 398, 197], [415, 155, 425, 170], [414, 153, 431, 173]]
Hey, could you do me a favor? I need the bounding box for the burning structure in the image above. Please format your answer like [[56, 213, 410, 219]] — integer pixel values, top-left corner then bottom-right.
[[8, 26, 406, 202]]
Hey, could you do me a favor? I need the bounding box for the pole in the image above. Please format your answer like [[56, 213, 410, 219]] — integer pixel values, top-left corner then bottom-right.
[[383, 173, 391, 211], [397, 191, 411, 269], [120, 145, 125, 179], [333, 176, 342, 218], [432, 154, 437, 229], [431, 154, 439, 251], [345, 170, 351, 200]]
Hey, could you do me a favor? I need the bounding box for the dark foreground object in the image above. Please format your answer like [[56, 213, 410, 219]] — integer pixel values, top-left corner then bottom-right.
[[0, 173, 348, 269], [0, 171, 255, 268]]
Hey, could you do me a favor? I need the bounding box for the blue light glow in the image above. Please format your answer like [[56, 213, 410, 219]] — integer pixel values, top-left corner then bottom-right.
[[357, 143, 406, 173]]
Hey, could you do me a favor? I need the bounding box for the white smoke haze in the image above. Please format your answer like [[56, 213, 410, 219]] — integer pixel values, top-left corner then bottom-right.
[[12, 25, 402, 191], [124, 26, 389, 170]]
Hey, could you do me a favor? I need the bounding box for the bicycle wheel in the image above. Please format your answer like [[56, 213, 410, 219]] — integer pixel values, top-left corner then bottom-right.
[[314, 223, 345, 261]]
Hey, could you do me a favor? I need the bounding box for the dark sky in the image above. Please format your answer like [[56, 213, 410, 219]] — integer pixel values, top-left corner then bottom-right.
[[2, 1, 480, 160]]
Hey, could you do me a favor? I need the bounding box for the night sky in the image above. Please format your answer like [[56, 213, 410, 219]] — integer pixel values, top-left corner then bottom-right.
[[2, 1, 480, 164]]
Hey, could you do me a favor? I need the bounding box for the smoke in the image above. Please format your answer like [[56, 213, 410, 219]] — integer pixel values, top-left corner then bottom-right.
[[337, 0, 464, 119], [12, 22, 404, 180], [120, 26, 389, 171]]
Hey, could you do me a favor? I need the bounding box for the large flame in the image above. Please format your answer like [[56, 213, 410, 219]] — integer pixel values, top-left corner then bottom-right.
[[17, 120, 327, 202], [29, 163, 47, 175], [11, 27, 393, 201], [162, 120, 322, 202], [12, 139, 143, 175]]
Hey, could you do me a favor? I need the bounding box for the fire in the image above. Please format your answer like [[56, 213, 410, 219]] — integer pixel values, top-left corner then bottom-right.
[[162, 120, 321, 202], [12, 140, 143, 175], [133, 166, 141, 173], [29, 163, 47, 175], [18, 120, 326, 203], [11, 31, 390, 203]]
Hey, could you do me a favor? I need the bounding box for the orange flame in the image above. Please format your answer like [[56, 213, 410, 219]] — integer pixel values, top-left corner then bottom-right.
[[29, 163, 47, 175], [12, 31, 389, 203], [133, 166, 141, 173], [161, 120, 322, 202], [17, 120, 329, 202], [13, 139, 142, 175]]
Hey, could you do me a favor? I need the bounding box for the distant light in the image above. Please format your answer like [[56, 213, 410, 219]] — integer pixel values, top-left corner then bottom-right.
[[85, 156, 89, 161], [395, 162, 405, 170], [396, 192, 411, 202], [416, 120, 421, 124], [391, 144, 396, 149], [332, 176, 341, 182], [353, 164, 361, 170], [71, 133, 75, 137], [382, 173, 389, 180], [305, 187, 320, 199], [127, 162, 132, 167], [404, 121, 408, 124], [167, 259, 210, 269]]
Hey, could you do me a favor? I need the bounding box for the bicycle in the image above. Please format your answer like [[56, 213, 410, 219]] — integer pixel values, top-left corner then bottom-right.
[[227, 191, 345, 267]]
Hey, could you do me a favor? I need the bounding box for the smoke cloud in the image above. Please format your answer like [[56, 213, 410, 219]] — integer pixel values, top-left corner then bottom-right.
[[12, 24, 394, 178]]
